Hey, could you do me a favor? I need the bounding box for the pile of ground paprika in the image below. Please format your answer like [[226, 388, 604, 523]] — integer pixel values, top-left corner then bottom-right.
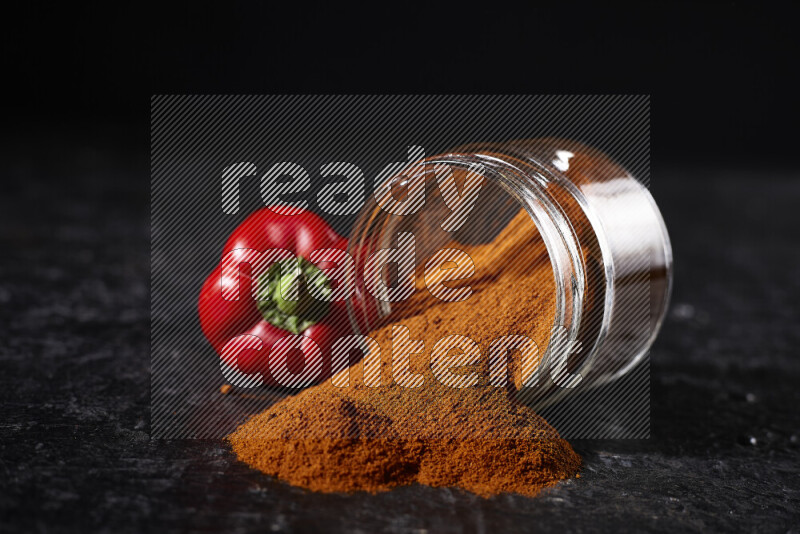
[[225, 208, 581, 497]]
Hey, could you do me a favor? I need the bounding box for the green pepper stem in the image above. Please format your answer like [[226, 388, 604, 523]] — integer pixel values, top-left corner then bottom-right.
[[256, 257, 332, 334]]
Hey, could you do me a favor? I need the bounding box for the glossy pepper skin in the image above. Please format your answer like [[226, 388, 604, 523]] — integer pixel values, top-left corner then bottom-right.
[[198, 207, 351, 384]]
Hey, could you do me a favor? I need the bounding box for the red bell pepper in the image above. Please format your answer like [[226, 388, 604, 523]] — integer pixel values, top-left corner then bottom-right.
[[198, 207, 352, 386]]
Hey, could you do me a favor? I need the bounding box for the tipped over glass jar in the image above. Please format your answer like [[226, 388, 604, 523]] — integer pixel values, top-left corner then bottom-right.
[[346, 138, 672, 410]]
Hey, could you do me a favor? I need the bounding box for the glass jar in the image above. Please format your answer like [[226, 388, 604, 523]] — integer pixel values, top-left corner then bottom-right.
[[346, 138, 672, 409]]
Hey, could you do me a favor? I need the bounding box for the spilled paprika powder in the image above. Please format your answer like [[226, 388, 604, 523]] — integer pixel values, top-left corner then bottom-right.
[[227, 208, 582, 497]]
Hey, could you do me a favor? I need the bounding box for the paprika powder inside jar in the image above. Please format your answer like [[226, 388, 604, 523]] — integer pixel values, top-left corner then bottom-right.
[[347, 138, 673, 410]]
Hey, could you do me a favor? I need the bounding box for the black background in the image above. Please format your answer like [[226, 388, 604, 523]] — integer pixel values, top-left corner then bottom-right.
[[2, 2, 799, 532], [5, 2, 799, 167]]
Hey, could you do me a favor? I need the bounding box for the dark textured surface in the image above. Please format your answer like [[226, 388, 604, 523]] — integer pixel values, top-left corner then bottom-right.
[[1, 135, 799, 533]]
